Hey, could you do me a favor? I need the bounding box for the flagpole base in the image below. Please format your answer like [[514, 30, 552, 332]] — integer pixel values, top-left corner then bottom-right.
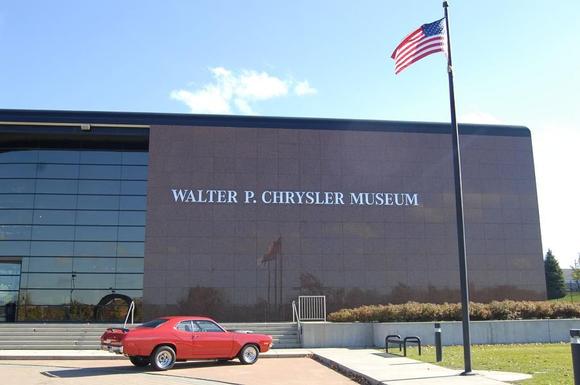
[[460, 371, 475, 376]]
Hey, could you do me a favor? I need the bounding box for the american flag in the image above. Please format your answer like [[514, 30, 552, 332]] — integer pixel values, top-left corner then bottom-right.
[[391, 18, 447, 75]]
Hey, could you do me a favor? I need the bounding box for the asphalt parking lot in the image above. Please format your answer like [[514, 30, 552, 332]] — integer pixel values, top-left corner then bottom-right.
[[0, 358, 357, 385]]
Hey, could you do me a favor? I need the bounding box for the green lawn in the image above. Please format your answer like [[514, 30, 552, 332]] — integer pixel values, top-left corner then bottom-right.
[[550, 292, 580, 303], [404, 343, 573, 385]]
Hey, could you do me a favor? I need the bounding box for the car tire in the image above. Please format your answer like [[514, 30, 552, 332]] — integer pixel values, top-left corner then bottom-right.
[[150, 345, 176, 371], [238, 344, 259, 365], [129, 356, 150, 367]]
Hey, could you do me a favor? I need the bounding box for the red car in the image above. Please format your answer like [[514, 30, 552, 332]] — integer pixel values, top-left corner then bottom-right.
[[100, 316, 273, 370]]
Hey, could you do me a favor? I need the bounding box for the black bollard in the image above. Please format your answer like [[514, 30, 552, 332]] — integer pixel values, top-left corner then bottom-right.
[[572, 329, 580, 385], [435, 322, 442, 362]]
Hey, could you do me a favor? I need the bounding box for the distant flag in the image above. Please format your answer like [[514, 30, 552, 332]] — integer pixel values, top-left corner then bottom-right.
[[391, 18, 447, 75]]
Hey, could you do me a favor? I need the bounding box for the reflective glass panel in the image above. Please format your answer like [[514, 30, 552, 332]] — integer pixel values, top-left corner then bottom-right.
[[36, 164, 79, 179], [78, 180, 121, 195], [33, 210, 76, 225], [0, 194, 34, 209], [117, 227, 145, 241], [0, 150, 38, 163], [0, 179, 35, 193], [118, 211, 145, 226], [0, 241, 30, 255], [79, 165, 121, 180], [0, 210, 33, 225], [0, 164, 37, 178], [31, 226, 75, 241], [77, 196, 120, 210], [117, 242, 144, 257], [75, 227, 118, 241], [73, 258, 116, 273], [0, 225, 31, 240], [27, 257, 72, 273], [75, 211, 119, 226], [34, 195, 77, 209], [35, 179, 78, 194], [37, 150, 80, 164]]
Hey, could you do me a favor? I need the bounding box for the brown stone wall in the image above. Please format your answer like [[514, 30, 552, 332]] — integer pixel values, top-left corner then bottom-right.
[[143, 124, 545, 322]]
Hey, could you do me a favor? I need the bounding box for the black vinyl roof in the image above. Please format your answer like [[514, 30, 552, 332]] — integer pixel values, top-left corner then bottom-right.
[[0, 108, 530, 137]]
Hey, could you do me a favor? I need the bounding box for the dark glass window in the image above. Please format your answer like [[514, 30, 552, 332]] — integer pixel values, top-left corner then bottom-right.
[[34, 195, 78, 209], [33, 210, 76, 225], [27, 257, 73, 273], [75, 227, 118, 242], [0, 241, 30, 256], [31, 225, 75, 241], [76, 211, 119, 226], [0, 194, 35, 209], [116, 258, 144, 272], [0, 225, 32, 240], [30, 241, 74, 257], [0, 150, 38, 163], [37, 150, 80, 164], [195, 320, 225, 332], [121, 181, 147, 195], [117, 242, 144, 257], [23, 273, 72, 289], [118, 227, 145, 242], [121, 166, 148, 180], [0, 179, 35, 193], [141, 318, 168, 328], [35, 179, 78, 194], [122, 152, 148, 165], [0, 210, 33, 225], [74, 242, 117, 257], [80, 151, 123, 165], [19, 289, 69, 305], [0, 164, 37, 178], [115, 274, 143, 289], [73, 258, 116, 273], [78, 180, 121, 195], [0, 148, 147, 321], [74, 273, 115, 289], [120, 196, 146, 210], [118, 211, 146, 226], [36, 164, 79, 179], [79, 165, 121, 180], [77, 196, 120, 210]]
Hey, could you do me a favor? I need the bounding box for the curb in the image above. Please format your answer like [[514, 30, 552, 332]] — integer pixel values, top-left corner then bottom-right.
[[311, 353, 378, 385]]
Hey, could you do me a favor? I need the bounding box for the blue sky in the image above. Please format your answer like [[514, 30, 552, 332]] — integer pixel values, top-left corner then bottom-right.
[[0, 1, 578, 266]]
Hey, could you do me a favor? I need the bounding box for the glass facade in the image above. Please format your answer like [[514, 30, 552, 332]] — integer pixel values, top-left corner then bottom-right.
[[0, 148, 147, 322]]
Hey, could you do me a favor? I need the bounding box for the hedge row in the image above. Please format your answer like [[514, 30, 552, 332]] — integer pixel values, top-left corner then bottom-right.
[[327, 300, 580, 322]]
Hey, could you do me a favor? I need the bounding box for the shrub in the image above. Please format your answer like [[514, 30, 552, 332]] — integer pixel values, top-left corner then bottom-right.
[[327, 300, 580, 322]]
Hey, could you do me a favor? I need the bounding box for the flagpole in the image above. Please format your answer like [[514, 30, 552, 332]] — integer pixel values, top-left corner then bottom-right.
[[443, 1, 472, 375]]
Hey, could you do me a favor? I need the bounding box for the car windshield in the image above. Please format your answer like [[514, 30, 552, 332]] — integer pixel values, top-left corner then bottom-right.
[[140, 318, 168, 328]]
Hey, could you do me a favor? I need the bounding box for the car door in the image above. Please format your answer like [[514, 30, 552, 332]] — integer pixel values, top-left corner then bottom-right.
[[191, 320, 234, 358], [172, 320, 197, 358]]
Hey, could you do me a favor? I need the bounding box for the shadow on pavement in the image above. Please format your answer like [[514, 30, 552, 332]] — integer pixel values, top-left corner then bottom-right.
[[43, 360, 244, 379]]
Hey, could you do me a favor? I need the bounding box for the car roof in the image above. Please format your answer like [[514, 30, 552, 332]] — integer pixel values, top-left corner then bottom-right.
[[159, 316, 216, 322]]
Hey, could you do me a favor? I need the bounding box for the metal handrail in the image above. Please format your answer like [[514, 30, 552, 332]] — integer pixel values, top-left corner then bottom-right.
[[123, 300, 135, 328], [292, 300, 302, 345]]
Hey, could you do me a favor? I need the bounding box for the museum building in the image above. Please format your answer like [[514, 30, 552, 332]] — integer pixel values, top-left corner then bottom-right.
[[0, 109, 545, 323]]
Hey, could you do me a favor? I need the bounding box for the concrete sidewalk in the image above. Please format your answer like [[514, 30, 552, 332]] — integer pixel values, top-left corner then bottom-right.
[[0, 348, 532, 384], [310, 348, 531, 385]]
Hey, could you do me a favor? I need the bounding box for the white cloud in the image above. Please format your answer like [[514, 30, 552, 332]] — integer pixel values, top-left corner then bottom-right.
[[294, 80, 317, 96], [171, 67, 315, 115]]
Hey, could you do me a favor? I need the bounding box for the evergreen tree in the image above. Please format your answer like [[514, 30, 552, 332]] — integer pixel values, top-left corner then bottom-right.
[[544, 249, 566, 299]]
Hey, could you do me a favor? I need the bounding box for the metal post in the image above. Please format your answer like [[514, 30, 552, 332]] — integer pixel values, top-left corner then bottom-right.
[[442, 1, 472, 375], [435, 322, 443, 362], [571, 329, 580, 385]]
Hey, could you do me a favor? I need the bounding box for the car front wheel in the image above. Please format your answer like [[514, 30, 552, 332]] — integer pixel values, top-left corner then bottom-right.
[[151, 345, 176, 371], [238, 344, 259, 365], [129, 356, 150, 367]]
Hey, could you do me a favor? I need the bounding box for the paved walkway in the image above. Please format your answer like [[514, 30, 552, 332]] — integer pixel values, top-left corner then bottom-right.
[[0, 348, 532, 384], [310, 348, 531, 385]]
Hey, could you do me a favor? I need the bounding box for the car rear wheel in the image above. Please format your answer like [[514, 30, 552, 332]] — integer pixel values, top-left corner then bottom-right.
[[151, 346, 176, 371], [129, 356, 150, 367], [238, 344, 259, 365]]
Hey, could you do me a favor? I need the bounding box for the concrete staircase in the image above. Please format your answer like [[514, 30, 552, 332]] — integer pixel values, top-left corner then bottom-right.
[[0, 322, 301, 350], [222, 322, 301, 349]]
